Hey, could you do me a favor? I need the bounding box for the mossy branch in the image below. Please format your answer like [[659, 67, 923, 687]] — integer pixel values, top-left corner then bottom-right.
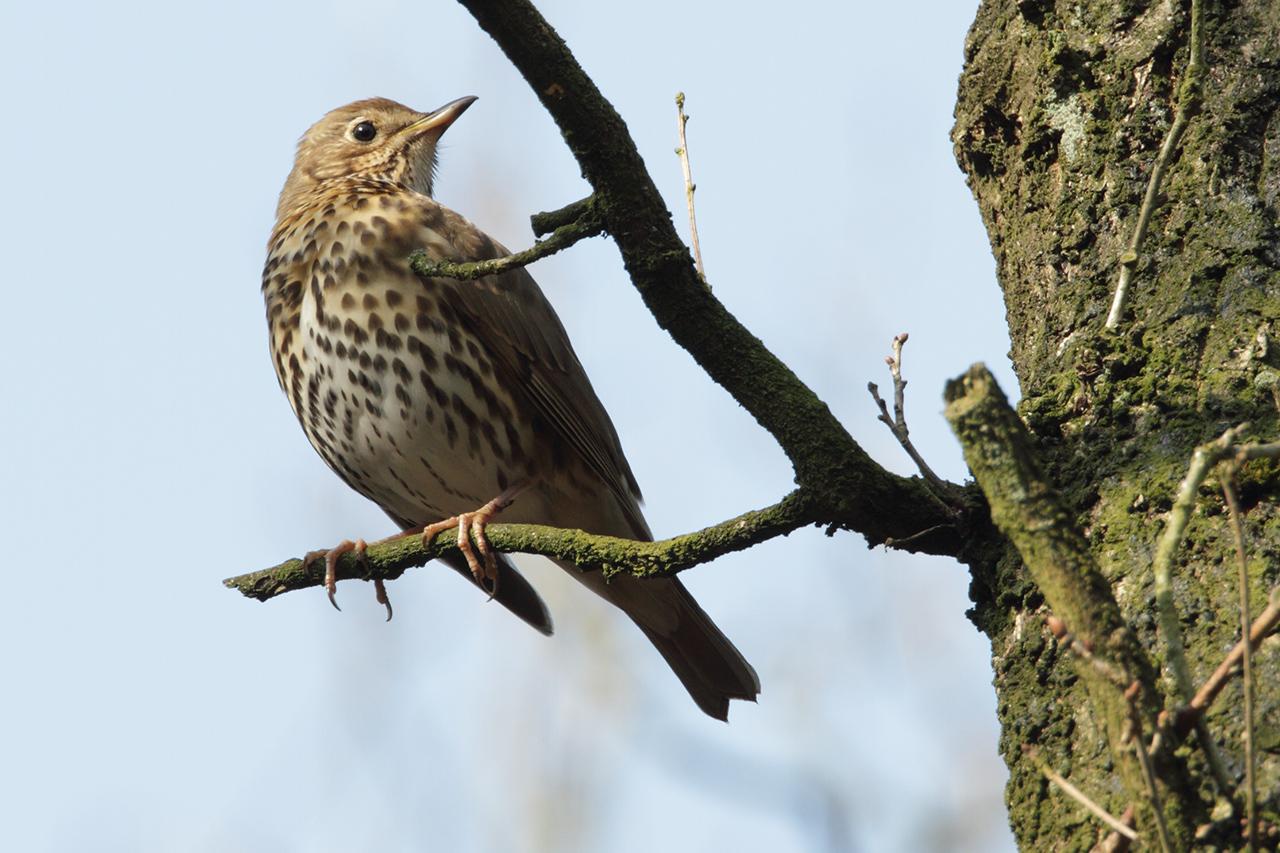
[[455, 0, 977, 553], [227, 491, 817, 601], [943, 363, 1192, 845], [409, 198, 603, 280]]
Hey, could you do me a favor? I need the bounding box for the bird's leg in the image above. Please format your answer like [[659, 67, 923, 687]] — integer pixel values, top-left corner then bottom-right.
[[420, 486, 526, 598], [301, 538, 378, 615]]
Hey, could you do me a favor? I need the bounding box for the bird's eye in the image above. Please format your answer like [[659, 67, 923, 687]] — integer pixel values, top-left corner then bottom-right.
[[352, 121, 377, 142]]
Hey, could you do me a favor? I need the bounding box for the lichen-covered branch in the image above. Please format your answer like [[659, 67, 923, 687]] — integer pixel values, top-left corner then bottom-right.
[[943, 363, 1192, 845], [409, 198, 603, 280], [454, 0, 972, 552], [226, 491, 816, 601]]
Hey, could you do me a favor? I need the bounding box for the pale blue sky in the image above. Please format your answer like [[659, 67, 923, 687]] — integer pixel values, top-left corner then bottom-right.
[[2, 1, 1018, 850]]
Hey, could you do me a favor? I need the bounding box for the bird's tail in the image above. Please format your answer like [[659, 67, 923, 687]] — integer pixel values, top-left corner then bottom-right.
[[564, 564, 759, 720]]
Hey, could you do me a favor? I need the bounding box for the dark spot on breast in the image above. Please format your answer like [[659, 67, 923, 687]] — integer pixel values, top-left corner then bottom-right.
[[363, 293, 379, 310], [385, 290, 403, 307], [444, 414, 458, 447], [394, 313, 410, 333], [368, 313, 384, 331], [392, 358, 410, 381], [447, 329, 463, 354], [330, 241, 344, 256], [341, 293, 356, 310]]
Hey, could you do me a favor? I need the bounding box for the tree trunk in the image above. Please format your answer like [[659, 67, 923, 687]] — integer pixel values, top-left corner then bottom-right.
[[952, 0, 1280, 848]]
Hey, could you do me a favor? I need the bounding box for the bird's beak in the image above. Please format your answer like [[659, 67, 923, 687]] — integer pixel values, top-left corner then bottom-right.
[[405, 96, 478, 137]]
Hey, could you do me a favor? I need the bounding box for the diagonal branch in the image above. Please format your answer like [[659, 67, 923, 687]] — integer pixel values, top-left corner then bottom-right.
[[226, 491, 817, 601], [454, 0, 973, 553]]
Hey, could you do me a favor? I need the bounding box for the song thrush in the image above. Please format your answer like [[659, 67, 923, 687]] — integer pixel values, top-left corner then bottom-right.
[[262, 96, 759, 719]]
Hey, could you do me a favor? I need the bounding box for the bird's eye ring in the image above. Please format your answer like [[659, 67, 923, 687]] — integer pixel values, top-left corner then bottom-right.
[[351, 121, 377, 142]]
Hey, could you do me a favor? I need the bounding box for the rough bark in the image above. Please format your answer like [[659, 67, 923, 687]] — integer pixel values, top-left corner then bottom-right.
[[953, 0, 1280, 847]]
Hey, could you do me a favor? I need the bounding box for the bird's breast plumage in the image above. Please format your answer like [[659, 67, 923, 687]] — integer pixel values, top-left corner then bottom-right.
[[264, 180, 537, 525]]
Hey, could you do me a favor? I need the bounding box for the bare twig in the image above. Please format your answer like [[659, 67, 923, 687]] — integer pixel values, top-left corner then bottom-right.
[[1151, 426, 1247, 700], [1178, 587, 1280, 733], [1220, 468, 1258, 852], [1025, 746, 1139, 842], [409, 203, 603, 280], [1105, 0, 1205, 328], [1124, 682, 1175, 853], [1095, 806, 1138, 853], [674, 92, 706, 282], [867, 333, 951, 496], [1149, 425, 1246, 793]]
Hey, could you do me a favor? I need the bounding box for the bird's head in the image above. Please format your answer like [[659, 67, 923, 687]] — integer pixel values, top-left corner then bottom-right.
[[276, 96, 476, 218]]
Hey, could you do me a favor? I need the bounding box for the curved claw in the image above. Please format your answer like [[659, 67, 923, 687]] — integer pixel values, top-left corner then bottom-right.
[[314, 538, 370, 613], [374, 578, 393, 622], [302, 549, 343, 612]]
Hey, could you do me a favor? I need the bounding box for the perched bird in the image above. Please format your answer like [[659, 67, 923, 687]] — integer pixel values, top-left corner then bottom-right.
[[262, 96, 759, 719]]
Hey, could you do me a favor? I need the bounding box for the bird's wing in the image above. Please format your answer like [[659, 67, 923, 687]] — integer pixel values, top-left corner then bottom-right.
[[413, 199, 650, 541]]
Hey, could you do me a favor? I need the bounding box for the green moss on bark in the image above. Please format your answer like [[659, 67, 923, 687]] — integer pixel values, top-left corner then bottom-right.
[[955, 0, 1280, 846]]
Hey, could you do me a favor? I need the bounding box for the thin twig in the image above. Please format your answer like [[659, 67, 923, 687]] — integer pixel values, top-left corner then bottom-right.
[[1025, 747, 1139, 842], [867, 333, 951, 496], [674, 92, 706, 282], [1178, 587, 1280, 733], [1096, 806, 1138, 853], [1151, 426, 1247, 700], [1124, 682, 1175, 853], [409, 205, 603, 280], [1105, 0, 1205, 329], [1150, 425, 1245, 794], [1219, 468, 1258, 852]]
